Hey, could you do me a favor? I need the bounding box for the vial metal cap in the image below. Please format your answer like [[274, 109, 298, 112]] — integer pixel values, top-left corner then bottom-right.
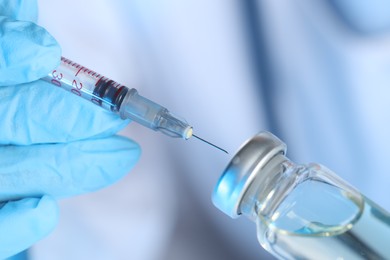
[[212, 131, 286, 218]]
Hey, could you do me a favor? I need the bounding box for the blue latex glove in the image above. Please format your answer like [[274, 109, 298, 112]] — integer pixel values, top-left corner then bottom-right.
[[0, 1, 141, 258]]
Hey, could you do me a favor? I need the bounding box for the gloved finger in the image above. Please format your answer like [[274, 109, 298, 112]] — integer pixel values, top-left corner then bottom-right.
[[0, 136, 141, 200], [0, 196, 58, 259], [330, 0, 390, 34], [0, 0, 38, 22], [0, 80, 129, 145], [0, 16, 61, 86]]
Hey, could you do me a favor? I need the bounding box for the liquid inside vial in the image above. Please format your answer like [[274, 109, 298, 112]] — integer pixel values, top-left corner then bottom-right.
[[257, 180, 390, 259]]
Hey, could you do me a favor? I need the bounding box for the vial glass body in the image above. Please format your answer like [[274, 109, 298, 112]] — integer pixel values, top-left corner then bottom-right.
[[213, 132, 390, 259], [248, 158, 390, 259]]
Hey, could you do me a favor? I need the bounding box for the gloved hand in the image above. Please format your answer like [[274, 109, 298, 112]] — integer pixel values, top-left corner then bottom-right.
[[0, 1, 141, 258]]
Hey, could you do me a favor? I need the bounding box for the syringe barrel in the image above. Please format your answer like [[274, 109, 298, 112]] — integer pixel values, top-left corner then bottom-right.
[[42, 57, 127, 112], [42, 57, 193, 139]]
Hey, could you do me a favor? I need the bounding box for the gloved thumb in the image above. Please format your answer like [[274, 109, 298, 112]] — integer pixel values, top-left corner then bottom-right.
[[0, 16, 61, 86], [0, 195, 59, 259], [0, 0, 38, 22]]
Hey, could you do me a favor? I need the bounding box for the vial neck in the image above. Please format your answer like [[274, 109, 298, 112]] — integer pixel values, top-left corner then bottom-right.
[[239, 154, 300, 222]]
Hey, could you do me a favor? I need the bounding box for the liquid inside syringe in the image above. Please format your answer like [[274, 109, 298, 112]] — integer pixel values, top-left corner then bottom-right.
[[42, 57, 227, 153]]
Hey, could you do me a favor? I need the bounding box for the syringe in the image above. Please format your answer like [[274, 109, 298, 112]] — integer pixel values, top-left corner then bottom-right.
[[42, 57, 227, 153]]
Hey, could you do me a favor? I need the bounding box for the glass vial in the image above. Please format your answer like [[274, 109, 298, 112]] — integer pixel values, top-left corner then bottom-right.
[[213, 132, 390, 259]]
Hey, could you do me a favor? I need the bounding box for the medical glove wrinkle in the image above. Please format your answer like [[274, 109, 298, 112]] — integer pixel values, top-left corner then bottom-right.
[[0, 0, 38, 22], [0, 1, 141, 258], [0, 17, 61, 85], [0, 137, 140, 200], [0, 81, 129, 145], [0, 196, 59, 258]]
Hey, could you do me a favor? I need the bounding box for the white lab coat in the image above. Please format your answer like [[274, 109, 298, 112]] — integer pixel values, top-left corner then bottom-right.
[[32, 0, 390, 259]]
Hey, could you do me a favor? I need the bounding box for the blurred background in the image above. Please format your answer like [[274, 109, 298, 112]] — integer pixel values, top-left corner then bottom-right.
[[33, 0, 390, 259]]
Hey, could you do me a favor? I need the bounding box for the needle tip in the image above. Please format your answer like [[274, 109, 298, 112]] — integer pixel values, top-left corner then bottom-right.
[[192, 134, 228, 154]]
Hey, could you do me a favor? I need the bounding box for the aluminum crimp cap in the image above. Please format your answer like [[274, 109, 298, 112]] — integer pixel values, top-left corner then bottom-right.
[[212, 131, 286, 218]]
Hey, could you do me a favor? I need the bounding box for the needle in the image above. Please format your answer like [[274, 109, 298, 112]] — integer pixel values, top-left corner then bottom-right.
[[193, 134, 229, 154]]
